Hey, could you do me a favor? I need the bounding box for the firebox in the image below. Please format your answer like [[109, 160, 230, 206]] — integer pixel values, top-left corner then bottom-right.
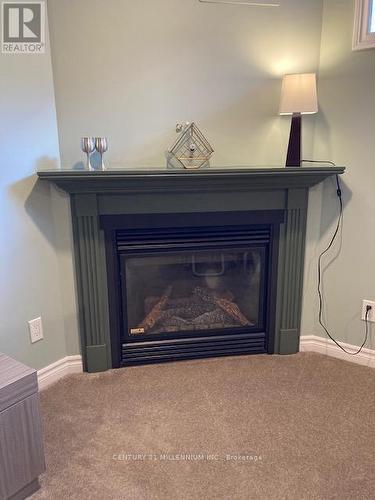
[[103, 211, 282, 366]]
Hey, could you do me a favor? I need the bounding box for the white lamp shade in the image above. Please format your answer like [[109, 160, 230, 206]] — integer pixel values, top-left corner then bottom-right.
[[279, 73, 318, 115]]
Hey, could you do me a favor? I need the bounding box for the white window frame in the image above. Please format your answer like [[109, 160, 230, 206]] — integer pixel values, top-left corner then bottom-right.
[[353, 0, 375, 50]]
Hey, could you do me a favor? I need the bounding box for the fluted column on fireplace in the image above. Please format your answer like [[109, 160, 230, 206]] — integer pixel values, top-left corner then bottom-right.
[[71, 195, 111, 372], [275, 190, 308, 354]]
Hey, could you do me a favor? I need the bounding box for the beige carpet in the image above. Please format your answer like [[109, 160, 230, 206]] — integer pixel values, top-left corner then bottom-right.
[[32, 353, 375, 500]]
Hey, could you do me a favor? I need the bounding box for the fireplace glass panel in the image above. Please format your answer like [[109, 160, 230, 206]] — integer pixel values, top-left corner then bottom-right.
[[123, 247, 265, 338]]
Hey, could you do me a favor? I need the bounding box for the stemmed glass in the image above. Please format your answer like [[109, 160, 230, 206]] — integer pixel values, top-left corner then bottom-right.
[[81, 137, 95, 171], [95, 137, 108, 170]]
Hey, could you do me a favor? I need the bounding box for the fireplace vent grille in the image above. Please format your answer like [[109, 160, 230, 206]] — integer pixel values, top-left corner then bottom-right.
[[116, 226, 271, 252]]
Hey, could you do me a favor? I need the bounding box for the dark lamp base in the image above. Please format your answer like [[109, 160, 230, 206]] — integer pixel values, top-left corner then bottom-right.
[[286, 113, 301, 167]]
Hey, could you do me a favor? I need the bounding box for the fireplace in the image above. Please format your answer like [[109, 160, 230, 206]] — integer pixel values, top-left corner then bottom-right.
[[103, 212, 282, 366], [38, 166, 345, 372]]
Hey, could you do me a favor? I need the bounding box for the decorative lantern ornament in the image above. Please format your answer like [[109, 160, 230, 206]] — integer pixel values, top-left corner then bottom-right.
[[167, 122, 214, 170]]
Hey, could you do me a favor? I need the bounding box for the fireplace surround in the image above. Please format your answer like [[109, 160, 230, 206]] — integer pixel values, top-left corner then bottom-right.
[[38, 166, 345, 372]]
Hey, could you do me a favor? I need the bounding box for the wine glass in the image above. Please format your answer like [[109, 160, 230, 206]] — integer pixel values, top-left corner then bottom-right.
[[95, 137, 108, 170], [81, 137, 95, 171]]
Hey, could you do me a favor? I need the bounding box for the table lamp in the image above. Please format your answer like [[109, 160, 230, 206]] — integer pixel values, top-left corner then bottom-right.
[[279, 73, 318, 167]]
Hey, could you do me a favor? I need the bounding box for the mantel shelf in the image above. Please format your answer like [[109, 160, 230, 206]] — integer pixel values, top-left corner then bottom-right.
[[37, 166, 345, 194]]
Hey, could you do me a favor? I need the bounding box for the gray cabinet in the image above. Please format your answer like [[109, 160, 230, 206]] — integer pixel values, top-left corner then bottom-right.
[[0, 354, 45, 500]]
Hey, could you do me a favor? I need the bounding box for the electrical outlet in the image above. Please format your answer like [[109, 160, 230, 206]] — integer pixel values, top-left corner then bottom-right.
[[361, 300, 375, 323], [28, 317, 44, 343]]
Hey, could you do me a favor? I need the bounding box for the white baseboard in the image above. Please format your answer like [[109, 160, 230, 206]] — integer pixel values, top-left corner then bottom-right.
[[300, 335, 375, 368], [37, 355, 83, 390], [35, 338, 374, 391]]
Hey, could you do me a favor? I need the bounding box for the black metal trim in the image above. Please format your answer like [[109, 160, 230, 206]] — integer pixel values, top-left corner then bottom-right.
[[265, 223, 280, 354], [103, 210, 282, 367], [121, 332, 267, 366], [104, 229, 123, 368]]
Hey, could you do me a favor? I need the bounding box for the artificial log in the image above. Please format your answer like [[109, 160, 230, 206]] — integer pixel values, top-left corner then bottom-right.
[[213, 297, 252, 326], [138, 286, 172, 331], [193, 286, 252, 326], [217, 289, 235, 302], [144, 296, 161, 315], [191, 309, 230, 327]]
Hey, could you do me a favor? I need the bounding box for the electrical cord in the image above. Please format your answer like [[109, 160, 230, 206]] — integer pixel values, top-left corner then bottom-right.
[[302, 159, 337, 167], [302, 159, 371, 355]]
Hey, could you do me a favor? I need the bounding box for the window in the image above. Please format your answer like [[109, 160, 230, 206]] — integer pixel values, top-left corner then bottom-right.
[[353, 0, 375, 50]]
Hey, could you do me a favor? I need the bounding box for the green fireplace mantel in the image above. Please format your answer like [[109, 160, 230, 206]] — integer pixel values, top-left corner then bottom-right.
[[38, 166, 345, 372], [38, 166, 345, 193]]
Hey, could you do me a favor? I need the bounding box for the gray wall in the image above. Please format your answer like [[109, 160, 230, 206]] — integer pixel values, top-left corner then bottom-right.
[[0, 10, 80, 369], [302, 0, 375, 347], [47, 0, 323, 167]]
